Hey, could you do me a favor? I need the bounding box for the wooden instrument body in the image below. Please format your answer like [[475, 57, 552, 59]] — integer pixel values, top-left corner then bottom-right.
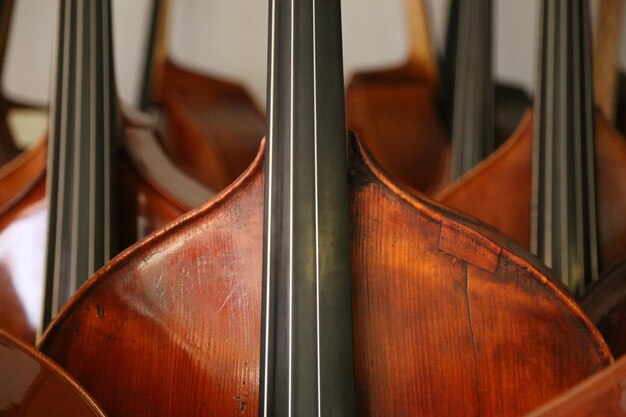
[[437, 110, 626, 274], [153, 60, 265, 191], [525, 352, 626, 417], [346, 67, 450, 194], [346, 67, 531, 196], [39, 138, 610, 417], [583, 261, 626, 356], [0, 329, 105, 416], [0, 120, 194, 344]]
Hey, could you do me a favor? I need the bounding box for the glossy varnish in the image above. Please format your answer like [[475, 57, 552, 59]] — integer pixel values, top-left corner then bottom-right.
[[39, 138, 610, 416], [0, 329, 105, 416], [141, 0, 264, 192]]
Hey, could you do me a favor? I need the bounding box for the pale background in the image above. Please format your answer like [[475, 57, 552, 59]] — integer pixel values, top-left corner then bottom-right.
[[2, 0, 624, 144]]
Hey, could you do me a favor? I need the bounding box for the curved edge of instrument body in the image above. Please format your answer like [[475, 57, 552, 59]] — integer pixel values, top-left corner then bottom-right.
[[353, 133, 612, 365], [0, 328, 106, 416], [39, 137, 267, 345], [38, 135, 611, 416]]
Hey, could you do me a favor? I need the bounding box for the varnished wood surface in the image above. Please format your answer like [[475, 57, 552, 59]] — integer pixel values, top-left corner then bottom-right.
[[0, 122, 198, 344], [525, 353, 626, 417], [0, 138, 46, 210], [155, 60, 264, 191], [583, 261, 626, 356], [345, 0, 449, 194], [437, 110, 626, 274], [39, 138, 610, 417], [347, 69, 450, 194], [346, 73, 531, 195], [0, 328, 105, 417], [593, 0, 623, 122]]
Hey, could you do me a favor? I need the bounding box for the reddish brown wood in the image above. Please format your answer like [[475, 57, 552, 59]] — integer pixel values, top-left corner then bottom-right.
[[0, 328, 105, 416], [525, 353, 626, 417], [346, 67, 451, 194], [153, 60, 265, 191], [583, 261, 626, 356], [437, 110, 626, 273], [39, 138, 611, 417], [0, 118, 203, 344]]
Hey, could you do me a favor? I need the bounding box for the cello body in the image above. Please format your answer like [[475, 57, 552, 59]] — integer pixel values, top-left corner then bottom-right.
[[346, 67, 450, 194], [39, 138, 610, 417], [142, 0, 265, 192], [346, 0, 530, 195], [436, 111, 626, 274], [0, 115, 208, 343], [152, 60, 265, 191], [0, 328, 105, 417]]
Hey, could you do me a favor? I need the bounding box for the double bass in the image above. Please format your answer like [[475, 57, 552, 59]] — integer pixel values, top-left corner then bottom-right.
[[346, 0, 530, 194], [437, 0, 626, 296], [139, 0, 265, 191], [0, 0, 212, 343], [345, 0, 449, 193], [39, 0, 609, 416]]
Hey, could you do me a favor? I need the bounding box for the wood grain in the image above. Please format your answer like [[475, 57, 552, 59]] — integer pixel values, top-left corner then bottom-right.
[[0, 121, 196, 345], [0, 328, 105, 416], [39, 138, 610, 417], [437, 110, 626, 275]]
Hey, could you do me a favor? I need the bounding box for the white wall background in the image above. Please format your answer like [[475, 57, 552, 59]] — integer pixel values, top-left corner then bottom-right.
[[2, 0, 623, 110]]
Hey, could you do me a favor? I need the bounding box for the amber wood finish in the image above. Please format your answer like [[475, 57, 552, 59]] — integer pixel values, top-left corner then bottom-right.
[[525, 353, 626, 417], [345, 0, 449, 194], [594, 0, 623, 122], [0, 118, 208, 344], [155, 60, 265, 191], [0, 329, 105, 417], [38, 138, 611, 417], [143, 0, 264, 192], [437, 110, 626, 274], [345, 0, 530, 195], [347, 74, 450, 193]]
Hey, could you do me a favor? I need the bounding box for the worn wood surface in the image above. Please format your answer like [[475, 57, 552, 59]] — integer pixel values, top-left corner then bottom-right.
[[0, 122, 197, 344], [39, 138, 611, 417], [525, 353, 626, 417], [0, 328, 105, 417], [437, 110, 626, 274]]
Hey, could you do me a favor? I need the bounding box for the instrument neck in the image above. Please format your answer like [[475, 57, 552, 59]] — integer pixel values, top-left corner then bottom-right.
[[259, 0, 356, 415], [531, 0, 598, 296], [448, 0, 495, 180], [139, 0, 169, 110], [42, 0, 119, 329]]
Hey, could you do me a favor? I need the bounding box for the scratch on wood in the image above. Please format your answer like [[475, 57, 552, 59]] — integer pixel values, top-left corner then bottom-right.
[[218, 284, 239, 313]]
